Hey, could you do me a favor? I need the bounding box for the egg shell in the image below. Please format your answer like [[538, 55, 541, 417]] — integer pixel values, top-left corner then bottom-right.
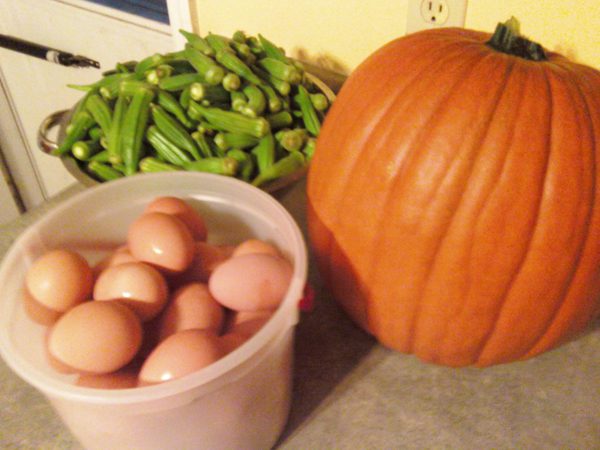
[[139, 329, 224, 385], [170, 241, 232, 286], [44, 329, 78, 374], [158, 282, 225, 342], [145, 196, 208, 241], [93, 262, 169, 322], [218, 333, 249, 354], [208, 253, 293, 311], [22, 285, 62, 326], [232, 239, 282, 258], [25, 249, 93, 312], [128, 212, 195, 274], [76, 364, 140, 389], [223, 309, 275, 334], [93, 245, 138, 279], [48, 301, 142, 374]]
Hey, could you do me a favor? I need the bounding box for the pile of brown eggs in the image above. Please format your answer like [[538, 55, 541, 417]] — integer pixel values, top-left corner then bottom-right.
[[22, 196, 293, 389]]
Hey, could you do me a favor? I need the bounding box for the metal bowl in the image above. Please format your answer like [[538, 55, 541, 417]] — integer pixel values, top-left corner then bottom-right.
[[37, 72, 336, 193]]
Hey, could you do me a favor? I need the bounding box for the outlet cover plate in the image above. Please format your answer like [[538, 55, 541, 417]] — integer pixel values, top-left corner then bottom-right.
[[406, 0, 467, 34]]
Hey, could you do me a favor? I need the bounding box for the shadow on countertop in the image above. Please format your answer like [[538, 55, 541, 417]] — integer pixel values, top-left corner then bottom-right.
[[272, 179, 378, 445]]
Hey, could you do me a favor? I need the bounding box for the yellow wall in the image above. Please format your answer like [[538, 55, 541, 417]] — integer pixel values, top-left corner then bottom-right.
[[465, 0, 600, 69], [192, 0, 600, 72]]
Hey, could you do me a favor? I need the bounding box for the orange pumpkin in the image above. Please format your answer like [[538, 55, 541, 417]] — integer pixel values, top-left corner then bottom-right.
[[306, 19, 600, 367]]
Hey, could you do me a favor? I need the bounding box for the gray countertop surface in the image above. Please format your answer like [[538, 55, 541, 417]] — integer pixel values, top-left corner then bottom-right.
[[1, 180, 599, 449]]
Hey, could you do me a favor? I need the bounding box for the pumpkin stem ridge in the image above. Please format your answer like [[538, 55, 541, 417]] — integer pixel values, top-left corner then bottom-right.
[[486, 16, 548, 61]]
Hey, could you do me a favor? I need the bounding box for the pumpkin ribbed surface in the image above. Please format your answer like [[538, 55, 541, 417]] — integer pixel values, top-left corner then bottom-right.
[[306, 27, 600, 367]]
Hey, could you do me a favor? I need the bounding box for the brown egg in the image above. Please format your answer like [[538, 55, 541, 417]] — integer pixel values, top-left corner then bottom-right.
[[209, 253, 293, 311], [128, 212, 195, 273], [48, 301, 142, 374], [94, 262, 169, 322], [139, 329, 224, 385], [93, 245, 138, 279], [218, 333, 249, 354], [145, 196, 208, 241], [219, 311, 274, 355], [22, 285, 62, 326], [170, 241, 232, 286], [76, 364, 140, 389], [157, 282, 225, 341], [224, 309, 274, 334], [232, 239, 282, 258], [44, 329, 77, 374], [25, 249, 93, 312]]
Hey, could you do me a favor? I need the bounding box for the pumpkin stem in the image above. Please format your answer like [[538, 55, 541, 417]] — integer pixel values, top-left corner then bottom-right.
[[486, 16, 548, 61]]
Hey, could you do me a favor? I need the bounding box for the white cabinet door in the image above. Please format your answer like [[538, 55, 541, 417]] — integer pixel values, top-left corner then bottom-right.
[[0, 0, 175, 210]]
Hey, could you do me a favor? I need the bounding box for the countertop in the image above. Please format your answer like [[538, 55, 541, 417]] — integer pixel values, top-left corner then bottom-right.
[[1, 179, 599, 449]]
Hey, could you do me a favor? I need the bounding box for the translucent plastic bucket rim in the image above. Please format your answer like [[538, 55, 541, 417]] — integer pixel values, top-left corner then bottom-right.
[[0, 172, 307, 407]]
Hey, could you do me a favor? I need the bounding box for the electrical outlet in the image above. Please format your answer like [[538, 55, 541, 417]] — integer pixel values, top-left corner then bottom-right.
[[406, 0, 468, 34]]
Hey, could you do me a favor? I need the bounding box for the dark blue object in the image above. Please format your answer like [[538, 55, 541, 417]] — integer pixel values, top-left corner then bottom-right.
[[85, 0, 170, 24]]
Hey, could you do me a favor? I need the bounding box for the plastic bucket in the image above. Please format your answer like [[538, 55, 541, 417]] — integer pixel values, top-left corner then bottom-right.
[[0, 172, 307, 450]]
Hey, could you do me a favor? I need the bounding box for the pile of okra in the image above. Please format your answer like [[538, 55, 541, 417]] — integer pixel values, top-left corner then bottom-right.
[[53, 29, 332, 187]]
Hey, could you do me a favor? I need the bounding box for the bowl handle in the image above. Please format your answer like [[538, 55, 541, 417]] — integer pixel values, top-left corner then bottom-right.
[[37, 109, 69, 154]]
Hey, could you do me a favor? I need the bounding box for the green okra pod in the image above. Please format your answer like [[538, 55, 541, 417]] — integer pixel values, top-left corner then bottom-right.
[[150, 104, 202, 160], [266, 111, 293, 130], [230, 40, 253, 60], [302, 137, 317, 161], [230, 90, 247, 112], [158, 73, 205, 92], [106, 92, 128, 164], [257, 57, 302, 84], [146, 64, 174, 85], [85, 94, 112, 136], [251, 150, 305, 187], [87, 160, 124, 181], [310, 92, 329, 111], [146, 125, 193, 166], [88, 126, 103, 142], [293, 85, 321, 136], [258, 83, 282, 113], [215, 50, 262, 85], [52, 110, 95, 156], [214, 132, 259, 151], [252, 66, 291, 96], [184, 45, 225, 86], [157, 90, 194, 129], [245, 36, 264, 56], [205, 33, 234, 54], [140, 156, 181, 173], [188, 100, 270, 138], [276, 128, 307, 152], [191, 131, 215, 158], [89, 149, 110, 163], [232, 30, 247, 43], [119, 80, 156, 97], [189, 82, 230, 104], [134, 51, 186, 78], [179, 86, 192, 109], [72, 139, 102, 161], [227, 148, 255, 181], [121, 86, 155, 175], [179, 29, 215, 56], [67, 72, 134, 92], [257, 34, 290, 63], [222, 72, 241, 92], [241, 84, 266, 117], [183, 156, 239, 176], [135, 53, 164, 78], [250, 132, 275, 174]]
